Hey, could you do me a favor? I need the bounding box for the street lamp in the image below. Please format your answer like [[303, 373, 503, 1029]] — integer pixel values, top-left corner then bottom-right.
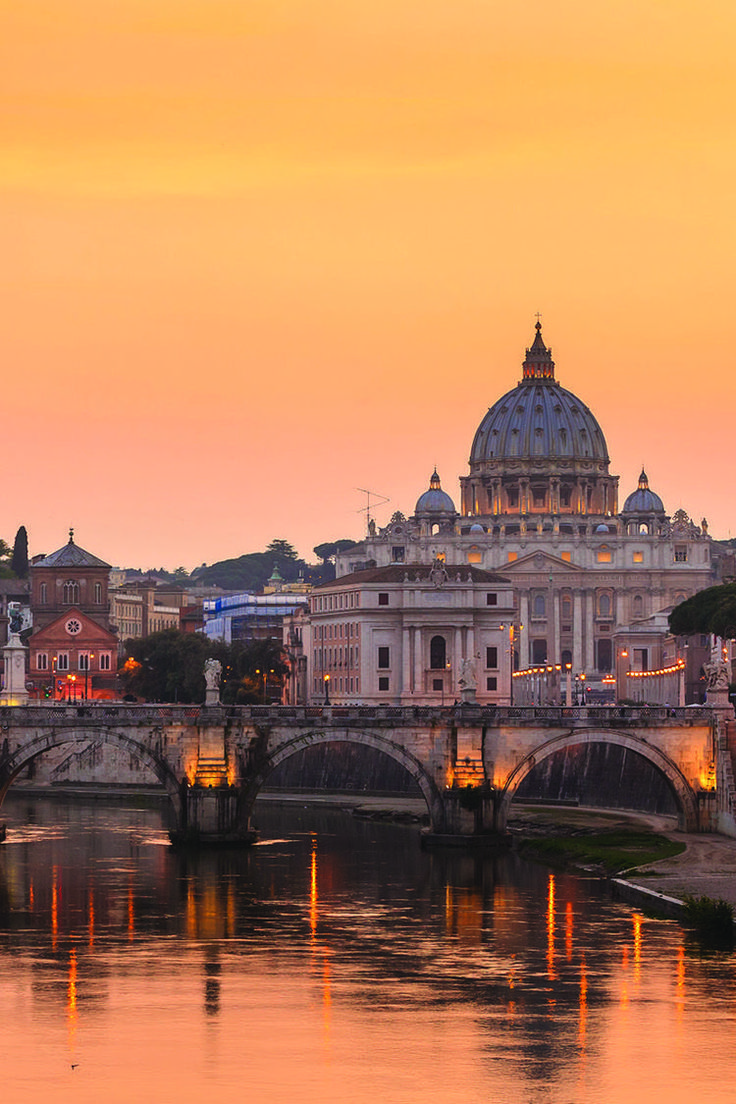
[[85, 653, 94, 701], [68, 674, 77, 702], [323, 673, 330, 705], [52, 655, 57, 700]]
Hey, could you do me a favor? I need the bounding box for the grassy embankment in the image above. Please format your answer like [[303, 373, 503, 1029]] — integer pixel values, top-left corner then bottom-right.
[[518, 829, 685, 875]]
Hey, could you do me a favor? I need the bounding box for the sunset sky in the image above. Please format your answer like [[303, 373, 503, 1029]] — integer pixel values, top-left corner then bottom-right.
[[3, 1, 736, 569]]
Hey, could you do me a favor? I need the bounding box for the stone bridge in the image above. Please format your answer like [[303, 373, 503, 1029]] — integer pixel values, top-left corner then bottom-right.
[[0, 702, 732, 845]]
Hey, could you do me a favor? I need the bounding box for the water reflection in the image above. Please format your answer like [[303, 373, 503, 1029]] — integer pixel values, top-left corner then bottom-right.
[[0, 794, 735, 1104]]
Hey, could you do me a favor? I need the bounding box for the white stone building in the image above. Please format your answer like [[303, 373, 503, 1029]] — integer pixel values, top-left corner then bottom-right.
[[332, 323, 715, 700], [286, 561, 516, 705]]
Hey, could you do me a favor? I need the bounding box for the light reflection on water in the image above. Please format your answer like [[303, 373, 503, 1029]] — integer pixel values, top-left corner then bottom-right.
[[0, 794, 735, 1104]]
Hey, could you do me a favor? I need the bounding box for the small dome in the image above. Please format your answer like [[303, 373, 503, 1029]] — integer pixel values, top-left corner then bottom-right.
[[469, 523, 485, 533], [622, 468, 665, 515], [415, 469, 457, 516], [595, 523, 610, 533]]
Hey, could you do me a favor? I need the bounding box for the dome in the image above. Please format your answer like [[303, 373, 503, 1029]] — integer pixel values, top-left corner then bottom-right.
[[415, 469, 457, 516], [469, 523, 485, 534], [595, 523, 610, 533], [469, 322, 609, 469], [622, 468, 664, 515]]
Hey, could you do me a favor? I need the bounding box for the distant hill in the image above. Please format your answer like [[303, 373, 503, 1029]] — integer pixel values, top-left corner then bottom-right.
[[190, 552, 334, 592]]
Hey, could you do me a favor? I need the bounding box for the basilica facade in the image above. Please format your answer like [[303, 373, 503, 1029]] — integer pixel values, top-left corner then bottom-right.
[[306, 323, 716, 704]]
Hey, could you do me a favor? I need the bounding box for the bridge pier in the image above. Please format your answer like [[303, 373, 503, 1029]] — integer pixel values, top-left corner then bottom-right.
[[171, 782, 256, 847], [422, 784, 510, 849]]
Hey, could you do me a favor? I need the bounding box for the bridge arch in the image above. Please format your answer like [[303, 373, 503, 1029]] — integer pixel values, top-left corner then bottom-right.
[[496, 728, 701, 832], [0, 727, 184, 831], [242, 728, 447, 831]]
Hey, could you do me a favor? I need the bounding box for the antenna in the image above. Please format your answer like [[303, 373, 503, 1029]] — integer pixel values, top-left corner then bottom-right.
[[356, 488, 390, 535]]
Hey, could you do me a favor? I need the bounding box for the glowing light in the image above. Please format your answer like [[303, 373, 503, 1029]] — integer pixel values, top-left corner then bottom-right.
[[565, 900, 573, 961], [310, 838, 318, 938], [88, 888, 95, 951], [546, 873, 556, 977], [578, 962, 588, 1051], [51, 866, 59, 952], [67, 949, 78, 1058]]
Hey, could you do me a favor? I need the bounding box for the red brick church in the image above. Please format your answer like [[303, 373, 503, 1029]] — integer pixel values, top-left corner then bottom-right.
[[27, 530, 119, 700]]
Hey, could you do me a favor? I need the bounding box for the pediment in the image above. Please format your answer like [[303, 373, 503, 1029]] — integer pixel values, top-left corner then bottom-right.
[[502, 550, 584, 574], [30, 607, 117, 645]]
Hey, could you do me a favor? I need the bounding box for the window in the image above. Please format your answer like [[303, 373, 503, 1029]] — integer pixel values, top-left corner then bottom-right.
[[532, 639, 547, 664], [37, 653, 48, 671], [561, 649, 572, 668], [467, 550, 481, 564], [378, 677, 389, 691], [597, 639, 612, 671], [432, 678, 444, 692], [633, 648, 649, 673], [674, 546, 688, 563], [94, 582, 102, 603], [561, 595, 572, 620], [57, 653, 69, 671], [99, 653, 111, 671], [486, 677, 497, 691], [78, 653, 90, 671], [377, 647, 390, 669], [507, 552, 518, 562], [633, 551, 644, 563], [40, 583, 47, 605], [378, 593, 389, 606], [486, 646, 498, 669], [597, 550, 612, 563], [561, 551, 572, 563], [598, 594, 611, 617], [391, 546, 405, 563], [430, 636, 447, 670], [63, 580, 79, 605], [486, 593, 497, 606], [633, 595, 643, 617], [533, 594, 546, 617]]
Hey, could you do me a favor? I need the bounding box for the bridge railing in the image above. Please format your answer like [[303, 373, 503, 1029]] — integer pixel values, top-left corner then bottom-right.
[[0, 702, 714, 728]]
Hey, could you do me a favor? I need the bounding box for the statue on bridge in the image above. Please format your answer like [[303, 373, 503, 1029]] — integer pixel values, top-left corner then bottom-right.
[[704, 660, 729, 692], [458, 655, 478, 703], [204, 657, 222, 705]]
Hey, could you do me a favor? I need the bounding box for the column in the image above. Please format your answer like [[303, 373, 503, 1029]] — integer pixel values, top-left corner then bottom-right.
[[414, 627, 423, 695], [573, 590, 583, 673], [402, 627, 412, 698], [552, 590, 561, 666], [584, 591, 595, 673], [454, 628, 463, 696], [519, 593, 529, 668]]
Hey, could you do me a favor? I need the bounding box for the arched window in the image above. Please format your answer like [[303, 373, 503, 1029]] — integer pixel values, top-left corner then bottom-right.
[[561, 595, 572, 621], [533, 594, 546, 617], [63, 580, 79, 605], [633, 595, 644, 617], [430, 635, 447, 670], [639, 522, 649, 534], [39, 583, 47, 605], [94, 582, 102, 604], [598, 593, 611, 617]]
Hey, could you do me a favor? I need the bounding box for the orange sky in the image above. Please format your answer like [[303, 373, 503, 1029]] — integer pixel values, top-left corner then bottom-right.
[[3, 1, 736, 568]]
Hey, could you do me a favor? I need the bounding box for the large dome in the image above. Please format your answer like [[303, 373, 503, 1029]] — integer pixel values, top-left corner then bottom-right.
[[469, 324, 609, 467], [460, 323, 619, 520]]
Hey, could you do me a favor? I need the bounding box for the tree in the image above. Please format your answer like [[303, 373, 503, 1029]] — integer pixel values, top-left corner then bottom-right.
[[313, 539, 359, 563], [265, 538, 299, 561], [669, 584, 736, 640], [11, 526, 28, 578], [119, 630, 290, 704]]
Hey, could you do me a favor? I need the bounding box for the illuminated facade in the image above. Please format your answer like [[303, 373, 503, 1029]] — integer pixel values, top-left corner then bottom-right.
[[334, 324, 715, 700]]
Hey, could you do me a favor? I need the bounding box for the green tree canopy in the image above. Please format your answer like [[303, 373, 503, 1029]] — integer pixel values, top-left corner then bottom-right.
[[313, 539, 359, 563], [265, 538, 299, 560], [669, 584, 736, 640], [120, 630, 289, 704], [11, 526, 28, 578]]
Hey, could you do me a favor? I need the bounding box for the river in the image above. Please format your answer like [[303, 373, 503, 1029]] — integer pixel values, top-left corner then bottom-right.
[[0, 793, 735, 1104]]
